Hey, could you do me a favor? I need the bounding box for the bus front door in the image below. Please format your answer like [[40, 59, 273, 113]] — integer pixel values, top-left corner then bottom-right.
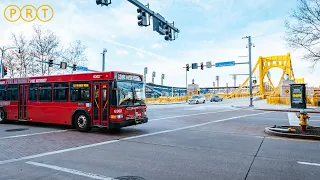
[[18, 84, 28, 120], [92, 83, 109, 126]]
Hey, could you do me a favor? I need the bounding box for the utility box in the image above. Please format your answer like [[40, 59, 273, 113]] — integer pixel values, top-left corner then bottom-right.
[[290, 84, 306, 109]]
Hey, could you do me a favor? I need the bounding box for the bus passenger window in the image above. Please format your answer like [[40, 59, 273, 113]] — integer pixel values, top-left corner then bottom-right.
[[7, 85, 18, 101], [70, 82, 90, 102], [39, 83, 52, 102], [29, 84, 38, 101], [0, 85, 6, 101], [54, 83, 68, 102]]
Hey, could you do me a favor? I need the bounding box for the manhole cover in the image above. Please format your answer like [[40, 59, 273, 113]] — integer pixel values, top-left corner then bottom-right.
[[5, 128, 29, 132], [115, 176, 145, 180]]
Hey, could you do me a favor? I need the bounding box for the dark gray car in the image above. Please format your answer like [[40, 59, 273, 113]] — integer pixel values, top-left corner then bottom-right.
[[210, 95, 223, 102]]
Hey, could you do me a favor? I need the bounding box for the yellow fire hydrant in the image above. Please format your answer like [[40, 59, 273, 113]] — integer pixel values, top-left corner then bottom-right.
[[297, 109, 309, 132]]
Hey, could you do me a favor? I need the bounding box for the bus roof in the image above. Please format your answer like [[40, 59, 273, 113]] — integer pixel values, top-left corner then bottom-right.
[[0, 71, 143, 84]]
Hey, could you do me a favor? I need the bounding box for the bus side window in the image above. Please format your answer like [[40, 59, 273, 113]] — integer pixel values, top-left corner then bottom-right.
[[39, 83, 52, 102], [0, 85, 6, 101], [29, 84, 38, 101], [54, 83, 68, 102], [7, 85, 18, 101], [70, 82, 90, 102]]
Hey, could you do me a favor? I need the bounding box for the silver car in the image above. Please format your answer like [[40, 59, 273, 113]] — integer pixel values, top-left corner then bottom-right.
[[188, 95, 206, 104]]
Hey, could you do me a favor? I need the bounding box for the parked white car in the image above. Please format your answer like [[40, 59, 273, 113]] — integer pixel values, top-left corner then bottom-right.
[[188, 95, 206, 104]]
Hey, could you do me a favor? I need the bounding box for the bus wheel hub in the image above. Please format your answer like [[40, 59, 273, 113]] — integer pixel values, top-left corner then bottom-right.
[[77, 115, 87, 128], [0, 112, 3, 121]]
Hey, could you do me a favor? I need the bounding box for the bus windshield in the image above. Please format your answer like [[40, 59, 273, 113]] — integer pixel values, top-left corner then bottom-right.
[[115, 81, 146, 106]]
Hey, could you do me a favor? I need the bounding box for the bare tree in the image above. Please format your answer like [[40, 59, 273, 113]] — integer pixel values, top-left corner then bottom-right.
[[29, 24, 61, 76], [62, 40, 88, 73], [11, 33, 33, 77], [285, 0, 320, 67], [3, 51, 18, 78]]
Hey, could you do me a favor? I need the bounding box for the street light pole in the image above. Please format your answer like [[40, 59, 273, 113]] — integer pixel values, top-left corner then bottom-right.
[[101, 48, 107, 72]]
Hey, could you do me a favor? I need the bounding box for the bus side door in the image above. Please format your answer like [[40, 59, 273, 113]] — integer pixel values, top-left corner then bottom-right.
[[92, 83, 109, 126], [18, 84, 28, 120]]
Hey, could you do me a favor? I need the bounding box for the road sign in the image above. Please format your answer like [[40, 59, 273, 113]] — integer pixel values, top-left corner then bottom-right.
[[285, 89, 289, 94], [60, 62, 67, 69], [215, 61, 235, 67], [206, 61, 212, 68], [77, 66, 88, 71], [192, 63, 198, 69]]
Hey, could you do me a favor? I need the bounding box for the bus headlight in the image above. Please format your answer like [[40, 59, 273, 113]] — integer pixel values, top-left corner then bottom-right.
[[110, 114, 124, 119], [116, 114, 124, 119]]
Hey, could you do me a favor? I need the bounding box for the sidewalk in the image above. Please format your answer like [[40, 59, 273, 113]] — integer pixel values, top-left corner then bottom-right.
[[232, 99, 320, 113]]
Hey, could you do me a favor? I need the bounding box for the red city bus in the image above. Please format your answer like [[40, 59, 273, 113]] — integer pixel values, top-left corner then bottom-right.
[[0, 71, 148, 132]]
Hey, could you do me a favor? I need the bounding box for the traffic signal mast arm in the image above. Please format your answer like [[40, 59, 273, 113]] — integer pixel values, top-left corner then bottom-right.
[[127, 0, 180, 33]]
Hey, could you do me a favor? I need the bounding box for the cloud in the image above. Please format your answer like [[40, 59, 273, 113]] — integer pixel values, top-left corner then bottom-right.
[[151, 43, 168, 49], [136, 51, 145, 58], [116, 49, 129, 55]]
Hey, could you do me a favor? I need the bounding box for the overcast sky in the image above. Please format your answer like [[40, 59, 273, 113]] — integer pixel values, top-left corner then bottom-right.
[[1, 0, 319, 87]]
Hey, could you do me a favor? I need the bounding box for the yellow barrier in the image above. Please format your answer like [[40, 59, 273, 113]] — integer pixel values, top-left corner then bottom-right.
[[266, 95, 320, 106], [146, 93, 263, 104]]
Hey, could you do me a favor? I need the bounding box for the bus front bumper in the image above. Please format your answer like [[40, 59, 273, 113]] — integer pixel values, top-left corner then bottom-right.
[[111, 117, 148, 128]]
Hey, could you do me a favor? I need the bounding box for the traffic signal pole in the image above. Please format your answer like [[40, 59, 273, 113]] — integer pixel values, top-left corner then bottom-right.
[[184, 64, 189, 102], [242, 36, 253, 107], [0, 49, 4, 78], [186, 67, 188, 102], [0, 46, 20, 78]]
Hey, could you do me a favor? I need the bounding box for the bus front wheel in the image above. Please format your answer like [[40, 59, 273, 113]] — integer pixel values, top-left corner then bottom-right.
[[74, 111, 92, 132], [0, 108, 7, 124]]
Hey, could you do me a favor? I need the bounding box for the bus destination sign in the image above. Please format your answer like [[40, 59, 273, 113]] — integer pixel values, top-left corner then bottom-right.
[[117, 73, 142, 81]]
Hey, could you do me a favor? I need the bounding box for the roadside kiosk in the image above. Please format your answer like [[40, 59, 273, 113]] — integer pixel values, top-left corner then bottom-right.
[[290, 84, 307, 109]]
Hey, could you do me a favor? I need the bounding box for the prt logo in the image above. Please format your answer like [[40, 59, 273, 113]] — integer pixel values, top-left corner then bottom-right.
[[4, 4, 54, 22]]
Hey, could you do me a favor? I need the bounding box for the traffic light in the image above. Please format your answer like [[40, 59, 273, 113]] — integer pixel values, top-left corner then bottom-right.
[[137, 8, 148, 27], [72, 64, 77, 71], [96, 0, 111, 6], [3, 67, 7, 76], [49, 60, 53, 67], [200, 62, 204, 70], [164, 25, 172, 41], [186, 64, 189, 71]]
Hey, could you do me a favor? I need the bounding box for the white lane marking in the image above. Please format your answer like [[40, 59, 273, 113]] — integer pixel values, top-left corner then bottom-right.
[[123, 111, 271, 141], [26, 161, 115, 180], [288, 112, 299, 126], [298, 161, 320, 167], [0, 130, 68, 140], [150, 109, 241, 121], [0, 111, 270, 165]]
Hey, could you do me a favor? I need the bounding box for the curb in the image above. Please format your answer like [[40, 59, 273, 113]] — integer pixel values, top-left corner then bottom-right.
[[256, 108, 320, 113], [264, 127, 320, 141]]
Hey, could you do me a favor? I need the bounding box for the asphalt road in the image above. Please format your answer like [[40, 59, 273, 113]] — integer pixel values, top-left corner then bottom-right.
[[0, 100, 320, 180]]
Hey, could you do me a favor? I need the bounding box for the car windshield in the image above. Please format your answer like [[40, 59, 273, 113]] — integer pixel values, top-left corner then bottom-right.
[[191, 96, 199, 99], [115, 81, 146, 106]]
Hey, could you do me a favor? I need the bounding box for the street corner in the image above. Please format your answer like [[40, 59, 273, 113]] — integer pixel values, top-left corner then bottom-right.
[[254, 107, 320, 113], [264, 125, 320, 141]]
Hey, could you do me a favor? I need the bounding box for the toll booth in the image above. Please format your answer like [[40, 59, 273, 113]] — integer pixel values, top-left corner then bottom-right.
[[290, 84, 307, 109]]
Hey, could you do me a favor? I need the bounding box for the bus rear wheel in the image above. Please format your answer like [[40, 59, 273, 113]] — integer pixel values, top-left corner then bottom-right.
[[74, 111, 92, 132], [0, 108, 7, 124]]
